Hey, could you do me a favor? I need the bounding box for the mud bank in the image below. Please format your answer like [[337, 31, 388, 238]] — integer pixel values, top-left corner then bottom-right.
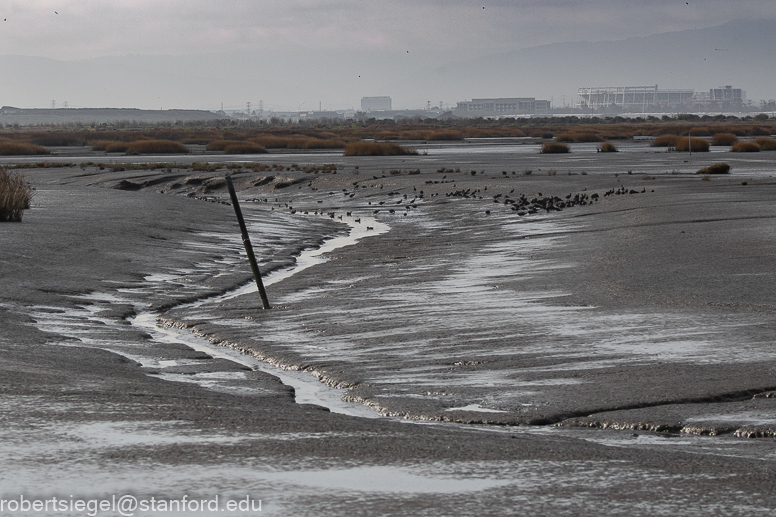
[[3, 147, 776, 515]]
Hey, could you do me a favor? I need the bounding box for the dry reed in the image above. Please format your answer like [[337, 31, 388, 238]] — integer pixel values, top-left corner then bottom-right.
[[0, 168, 33, 222]]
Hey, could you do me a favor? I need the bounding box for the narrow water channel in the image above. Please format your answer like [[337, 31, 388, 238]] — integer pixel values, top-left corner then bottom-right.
[[131, 215, 390, 418]]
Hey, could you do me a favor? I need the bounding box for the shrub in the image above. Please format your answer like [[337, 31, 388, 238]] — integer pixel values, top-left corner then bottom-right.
[[599, 142, 618, 152], [223, 142, 267, 154], [125, 140, 189, 154], [755, 137, 776, 150], [651, 134, 680, 147], [0, 168, 33, 222], [731, 141, 760, 152], [541, 142, 570, 154], [30, 135, 87, 146], [674, 137, 709, 152], [105, 142, 130, 153], [710, 133, 738, 146], [696, 163, 731, 175], [344, 141, 418, 156], [206, 140, 244, 151], [0, 142, 50, 155]]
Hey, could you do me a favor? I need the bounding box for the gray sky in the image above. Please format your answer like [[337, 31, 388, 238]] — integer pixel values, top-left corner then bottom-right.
[[1, 1, 775, 110]]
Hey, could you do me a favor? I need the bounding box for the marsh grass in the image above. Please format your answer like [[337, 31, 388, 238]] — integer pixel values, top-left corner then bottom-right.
[[674, 137, 710, 152], [249, 135, 346, 149], [223, 142, 267, 154], [556, 132, 603, 143], [755, 137, 776, 150], [0, 168, 33, 222], [0, 142, 51, 156], [651, 135, 681, 147], [696, 163, 731, 174], [125, 140, 189, 155], [344, 142, 418, 156], [599, 142, 618, 152], [206, 140, 244, 151], [710, 133, 738, 146], [541, 142, 570, 154], [731, 141, 760, 152]]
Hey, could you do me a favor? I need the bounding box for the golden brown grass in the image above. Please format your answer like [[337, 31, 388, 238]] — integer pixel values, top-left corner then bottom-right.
[[710, 133, 738, 146], [541, 142, 570, 154], [674, 137, 710, 152], [599, 142, 618, 152], [755, 137, 776, 150], [696, 163, 731, 174], [126, 140, 189, 154], [0, 142, 51, 155], [223, 142, 267, 154], [731, 141, 760, 152], [344, 141, 418, 156], [0, 168, 33, 222], [651, 135, 681, 147]]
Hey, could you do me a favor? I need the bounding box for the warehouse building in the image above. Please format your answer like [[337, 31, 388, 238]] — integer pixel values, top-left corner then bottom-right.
[[454, 97, 551, 117]]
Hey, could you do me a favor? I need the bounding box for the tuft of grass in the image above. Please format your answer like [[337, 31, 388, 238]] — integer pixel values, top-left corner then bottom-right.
[[731, 141, 760, 152], [696, 163, 731, 175], [711, 133, 738, 146], [223, 142, 267, 154], [206, 140, 244, 151], [755, 137, 776, 150], [556, 132, 603, 143], [344, 141, 418, 156], [541, 142, 570, 154], [0, 142, 50, 156], [599, 142, 618, 152], [0, 168, 34, 222], [125, 140, 189, 155], [674, 137, 709, 152], [651, 134, 680, 147]]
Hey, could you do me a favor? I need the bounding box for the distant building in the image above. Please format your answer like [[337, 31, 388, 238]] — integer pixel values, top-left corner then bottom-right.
[[361, 96, 392, 112], [576, 86, 695, 110], [708, 86, 746, 104], [453, 97, 550, 117]]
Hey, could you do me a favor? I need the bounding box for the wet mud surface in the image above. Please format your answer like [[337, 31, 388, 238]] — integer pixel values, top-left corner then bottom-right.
[[3, 140, 776, 515]]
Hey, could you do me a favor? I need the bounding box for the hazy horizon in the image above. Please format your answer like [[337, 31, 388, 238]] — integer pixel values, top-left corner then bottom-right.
[[2, 1, 775, 111]]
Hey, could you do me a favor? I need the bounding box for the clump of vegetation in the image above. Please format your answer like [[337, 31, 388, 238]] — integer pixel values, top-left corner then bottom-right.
[[206, 140, 244, 151], [755, 137, 776, 150], [344, 142, 418, 156], [0, 168, 33, 222], [30, 134, 87, 147], [556, 132, 603, 143], [731, 141, 760, 152], [125, 140, 189, 155], [599, 142, 618, 152], [674, 137, 709, 152], [696, 163, 731, 175], [90, 140, 130, 152], [0, 142, 51, 156], [711, 133, 738, 146], [651, 134, 681, 147], [223, 142, 267, 154], [541, 142, 570, 154]]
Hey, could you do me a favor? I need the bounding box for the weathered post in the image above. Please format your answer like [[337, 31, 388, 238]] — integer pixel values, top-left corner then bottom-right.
[[225, 176, 271, 309]]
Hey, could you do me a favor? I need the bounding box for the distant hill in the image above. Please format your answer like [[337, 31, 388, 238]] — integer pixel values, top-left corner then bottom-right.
[[430, 19, 776, 105]]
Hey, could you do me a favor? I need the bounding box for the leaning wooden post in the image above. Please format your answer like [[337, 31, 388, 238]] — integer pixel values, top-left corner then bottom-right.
[[225, 176, 271, 309]]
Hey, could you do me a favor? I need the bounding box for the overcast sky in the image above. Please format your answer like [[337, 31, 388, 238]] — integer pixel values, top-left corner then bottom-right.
[[1, 1, 774, 110]]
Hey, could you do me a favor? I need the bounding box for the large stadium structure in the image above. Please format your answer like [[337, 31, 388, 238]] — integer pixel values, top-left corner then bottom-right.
[[576, 85, 696, 110]]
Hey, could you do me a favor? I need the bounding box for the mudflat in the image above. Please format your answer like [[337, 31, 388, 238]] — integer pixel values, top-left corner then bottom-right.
[[2, 141, 776, 515]]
